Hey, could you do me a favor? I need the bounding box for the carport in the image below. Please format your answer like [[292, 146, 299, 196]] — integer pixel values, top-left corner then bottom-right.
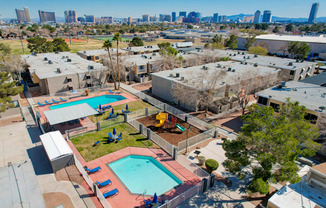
[[40, 131, 74, 172], [43, 103, 99, 125]]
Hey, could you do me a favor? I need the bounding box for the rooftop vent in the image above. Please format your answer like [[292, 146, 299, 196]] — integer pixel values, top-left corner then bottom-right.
[[232, 69, 235, 72], [84, 51, 86, 53], [176, 73, 180, 78], [216, 64, 221, 68], [43, 57, 48, 61], [233, 54, 236, 56], [253, 63, 258, 67], [67, 58, 72, 62], [57, 68, 61, 73], [247, 56, 250, 59], [296, 59, 299, 62], [202, 66, 208, 70], [254, 54, 258, 58], [168, 73, 173, 77], [180, 77, 185, 81], [55, 51, 59, 54], [228, 67, 232, 71], [48, 60, 53, 64], [243, 56, 246, 59], [88, 65, 94, 70], [245, 62, 248, 65], [289, 62, 293, 66], [66, 56, 69, 58], [237, 51, 240, 54], [242, 52, 245, 55], [32, 52, 36, 56], [281, 81, 286, 87], [62, 56, 65, 59]]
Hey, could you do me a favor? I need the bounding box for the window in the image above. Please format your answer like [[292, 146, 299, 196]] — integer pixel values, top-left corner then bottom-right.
[[300, 68, 305, 74], [304, 113, 318, 124], [257, 96, 268, 105], [67, 78, 72, 82], [86, 83, 92, 87], [87, 56, 92, 60], [270, 102, 280, 112], [95, 56, 99, 60], [68, 86, 73, 90], [290, 70, 295, 76], [85, 75, 91, 80]]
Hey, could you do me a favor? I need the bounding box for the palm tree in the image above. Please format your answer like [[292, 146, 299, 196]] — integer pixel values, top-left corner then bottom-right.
[[102, 39, 117, 89], [112, 32, 122, 89]]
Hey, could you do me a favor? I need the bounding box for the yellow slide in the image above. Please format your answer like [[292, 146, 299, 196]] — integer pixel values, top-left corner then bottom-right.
[[155, 113, 169, 127]]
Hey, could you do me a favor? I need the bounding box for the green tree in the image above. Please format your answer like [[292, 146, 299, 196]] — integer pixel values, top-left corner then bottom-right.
[[52, 38, 70, 52], [187, 24, 193, 29], [42, 24, 56, 33], [130, 37, 144, 46], [26, 24, 39, 32], [261, 23, 269, 30], [223, 100, 320, 194], [102, 40, 118, 89], [112, 32, 122, 89], [212, 34, 223, 44], [248, 46, 268, 55], [166, 47, 178, 56], [244, 36, 256, 50], [225, 34, 238, 49], [272, 25, 279, 33], [158, 42, 171, 49], [287, 41, 311, 59], [285, 23, 294, 32], [27, 36, 48, 53], [254, 24, 262, 30], [205, 159, 219, 173]]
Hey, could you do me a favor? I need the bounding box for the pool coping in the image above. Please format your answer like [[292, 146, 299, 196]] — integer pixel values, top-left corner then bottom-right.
[[106, 154, 184, 197]]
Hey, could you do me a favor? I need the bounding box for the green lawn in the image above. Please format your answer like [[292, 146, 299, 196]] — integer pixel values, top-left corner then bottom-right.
[[71, 123, 158, 161], [89, 100, 153, 122]]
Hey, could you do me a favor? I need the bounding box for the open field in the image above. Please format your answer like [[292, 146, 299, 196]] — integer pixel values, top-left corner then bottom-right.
[[70, 123, 158, 161]]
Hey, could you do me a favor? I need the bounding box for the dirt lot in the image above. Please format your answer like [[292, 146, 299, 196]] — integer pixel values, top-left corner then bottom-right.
[[137, 113, 203, 146], [43, 192, 74, 208], [132, 82, 152, 91]]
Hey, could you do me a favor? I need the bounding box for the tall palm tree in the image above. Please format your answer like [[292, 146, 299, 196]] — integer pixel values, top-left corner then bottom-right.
[[102, 39, 117, 89], [112, 32, 122, 89]]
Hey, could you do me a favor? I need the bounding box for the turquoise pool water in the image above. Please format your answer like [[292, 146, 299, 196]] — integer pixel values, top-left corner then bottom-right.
[[108, 155, 182, 195], [49, 95, 126, 110]]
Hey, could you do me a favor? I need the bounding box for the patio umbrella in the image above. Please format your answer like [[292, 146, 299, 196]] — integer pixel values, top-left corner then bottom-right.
[[113, 128, 116, 135], [126, 104, 129, 110], [111, 108, 114, 114], [152, 193, 158, 203], [99, 104, 102, 110]]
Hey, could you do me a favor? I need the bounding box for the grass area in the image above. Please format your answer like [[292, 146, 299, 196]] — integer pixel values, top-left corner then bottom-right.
[[71, 123, 158, 161], [89, 100, 153, 122]]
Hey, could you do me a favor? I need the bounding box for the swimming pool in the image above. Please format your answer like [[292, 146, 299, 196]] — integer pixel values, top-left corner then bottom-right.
[[49, 95, 126, 110], [108, 155, 182, 195]]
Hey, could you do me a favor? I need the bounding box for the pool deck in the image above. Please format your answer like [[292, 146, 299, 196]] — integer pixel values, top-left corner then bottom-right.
[[68, 143, 201, 208], [36, 92, 137, 135]]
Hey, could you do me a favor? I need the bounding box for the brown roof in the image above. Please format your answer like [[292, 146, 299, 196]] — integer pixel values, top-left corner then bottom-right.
[[312, 162, 326, 175]]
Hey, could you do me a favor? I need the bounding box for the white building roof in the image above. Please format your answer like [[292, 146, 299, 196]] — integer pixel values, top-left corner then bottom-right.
[[40, 131, 73, 161], [122, 45, 160, 53], [77, 48, 127, 56], [21, 52, 106, 79], [255, 34, 326, 44]]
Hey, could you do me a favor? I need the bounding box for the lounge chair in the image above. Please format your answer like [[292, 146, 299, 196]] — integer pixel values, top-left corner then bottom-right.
[[52, 99, 60, 103], [96, 179, 112, 187], [68, 120, 74, 125], [37, 102, 46, 107], [60, 122, 66, 125], [84, 166, 101, 173], [74, 119, 80, 123], [93, 141, 100, 146], [45, 100, 53, 105], [60, 97, 67, 102], [103, 188, 119, 198], [116, 137, 122, 142], [108, 132, 113, 138], [108, 89, 115, 94], [81, 117, 86, 120]]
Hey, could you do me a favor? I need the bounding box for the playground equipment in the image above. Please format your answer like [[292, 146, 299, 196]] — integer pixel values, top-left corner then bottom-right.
[[155, 112, 169, 127], [175, 124, 185, 132]]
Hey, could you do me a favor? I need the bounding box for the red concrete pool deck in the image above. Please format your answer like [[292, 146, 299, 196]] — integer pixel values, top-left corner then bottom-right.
[[67, 143, 201, 208]]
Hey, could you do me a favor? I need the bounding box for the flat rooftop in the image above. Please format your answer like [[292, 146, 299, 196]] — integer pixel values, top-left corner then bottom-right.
[[268, 176, 326, 208], [152, 61, 279, 88], [300, 72, 326, 86], [21, 52, 106, 79], [257, 81, 326, 112], [122, 45, 160, 53], [77, 48, 127, 56], [121, 53, 162, 66], [255, 34, 326, 44]]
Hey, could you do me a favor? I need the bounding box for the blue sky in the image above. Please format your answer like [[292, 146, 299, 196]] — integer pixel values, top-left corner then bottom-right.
[[0, 0, 324, 19]]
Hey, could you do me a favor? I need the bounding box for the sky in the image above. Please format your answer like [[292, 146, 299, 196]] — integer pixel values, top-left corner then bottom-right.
[[0, 0, 324, 19]]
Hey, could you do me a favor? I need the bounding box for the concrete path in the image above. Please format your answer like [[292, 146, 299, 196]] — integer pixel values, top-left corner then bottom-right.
[[120, 83, 140, 95]]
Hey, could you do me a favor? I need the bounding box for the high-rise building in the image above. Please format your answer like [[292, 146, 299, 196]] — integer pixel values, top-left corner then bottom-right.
[[85, 15, 95, 23], [254, 10, 261, 23], [15, 7, 31, 23], [38, 10, 56, 23], [219, 15, 227, 23], [242, 16, 254, 23], [262, 10, 272, 23], [183, 11, 200, 23], [142, 14, 150, 22], [172, 12, 176, 22], [77, 17, 85, 23], [64, 10, 77, 23], [308, 3, 319, 23], [150, 16, 158, 22], [100, 16, 113, 24], [213, 13, 219, 23], [179, 11, 187, 18], [24, 7, 31, 22], [159, 14, 172, 22]]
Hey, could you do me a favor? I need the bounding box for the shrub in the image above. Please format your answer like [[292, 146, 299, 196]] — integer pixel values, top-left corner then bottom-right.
[[205, 159, 219, 173], [197, 156, 206, 166], [248, 178, 270, 195]]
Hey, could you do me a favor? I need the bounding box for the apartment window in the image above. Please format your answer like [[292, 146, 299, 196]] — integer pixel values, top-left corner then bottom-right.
[[257, 96, 268, 105], [87, 56, 92, 60], [95, 56, 99, 60], [270, 102, 280, 112], [68, 86, 73, 90], [304, 113, 318, 124], [290, 70, 295, 76], [86, 83, 92, 87], [67, 78, 72, 82], [300, 68, 305, 74], [85, 75, 91, 80]]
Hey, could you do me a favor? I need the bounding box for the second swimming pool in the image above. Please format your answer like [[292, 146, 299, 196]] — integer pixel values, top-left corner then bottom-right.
[[49, 95, 126, 110]]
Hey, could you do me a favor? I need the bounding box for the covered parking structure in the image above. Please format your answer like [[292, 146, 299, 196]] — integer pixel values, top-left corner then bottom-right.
[[43, 103, 99, 125], [40, 131, 75, 172]]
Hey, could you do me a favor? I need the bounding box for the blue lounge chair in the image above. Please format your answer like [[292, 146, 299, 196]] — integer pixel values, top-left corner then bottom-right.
[[96, 179, 112, 187], [85, 166, 101, 173], [74, 119, 80, 123], [144, 199, 151, 208], [108, 89, 114, 94], [45, 100, 53, 105], [60, 122, 66, 125], [103, 188, 119, 198], [81, 117, 86, 120], [60, 97, 67, 102], [108, 132, 113, 138], [93, 141, 100, 146], [52, 99, 60, 103], [117, 132, 122, 139], [68, 120, 74, 125], [116, 137, 122, 142], [37, 102, 46, 107]]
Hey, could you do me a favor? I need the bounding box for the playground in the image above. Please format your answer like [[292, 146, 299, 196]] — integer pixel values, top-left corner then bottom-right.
[[137, 112, 203, 146]]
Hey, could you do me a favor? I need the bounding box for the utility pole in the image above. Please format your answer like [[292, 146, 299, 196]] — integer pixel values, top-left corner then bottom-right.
[[15, 21, 25, 54], [84, 15, 88, 43]]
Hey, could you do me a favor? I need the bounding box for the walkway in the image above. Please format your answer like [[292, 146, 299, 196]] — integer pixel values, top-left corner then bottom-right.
[[120, 82, 141, 95]]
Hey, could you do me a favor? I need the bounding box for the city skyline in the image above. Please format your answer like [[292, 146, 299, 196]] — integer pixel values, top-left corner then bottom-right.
[[0, 0, 324, 19]]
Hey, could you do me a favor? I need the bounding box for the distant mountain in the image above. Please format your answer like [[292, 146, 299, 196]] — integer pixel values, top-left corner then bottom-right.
[[227, 13, 326, 23]]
